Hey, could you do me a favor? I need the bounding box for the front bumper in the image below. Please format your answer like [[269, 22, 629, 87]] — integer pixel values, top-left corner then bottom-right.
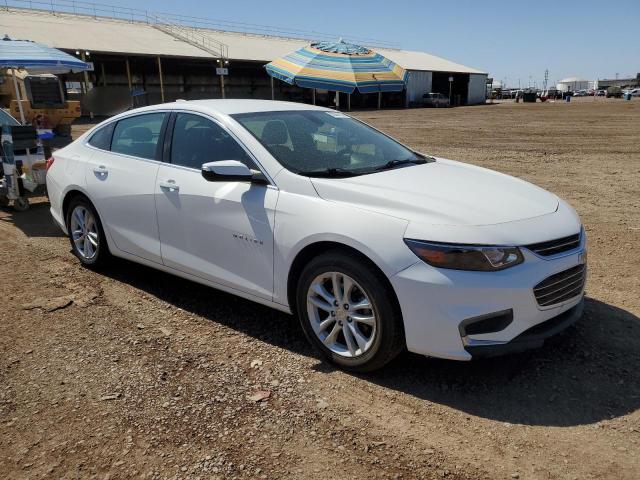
[[464, 298, 583, 358], [389, 241, 586, 361]]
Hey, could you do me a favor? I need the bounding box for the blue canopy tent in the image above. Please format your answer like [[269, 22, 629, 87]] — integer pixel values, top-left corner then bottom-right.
[[0, 36, 91, 123], [0, 36, 90, 209]]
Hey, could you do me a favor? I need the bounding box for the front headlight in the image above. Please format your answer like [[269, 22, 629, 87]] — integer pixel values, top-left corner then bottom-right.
[[404, 239, 524, 271]]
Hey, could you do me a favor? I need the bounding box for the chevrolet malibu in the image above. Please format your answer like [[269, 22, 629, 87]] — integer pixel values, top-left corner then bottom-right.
[[46, 100, 587, 371]]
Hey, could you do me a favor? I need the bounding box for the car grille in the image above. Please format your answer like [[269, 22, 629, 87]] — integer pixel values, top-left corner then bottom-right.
[[533, 264, 586, 307], [525, 233, 581, 257]]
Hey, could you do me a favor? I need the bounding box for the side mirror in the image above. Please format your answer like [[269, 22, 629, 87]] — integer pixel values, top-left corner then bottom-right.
[[201, 160, 267, 184]]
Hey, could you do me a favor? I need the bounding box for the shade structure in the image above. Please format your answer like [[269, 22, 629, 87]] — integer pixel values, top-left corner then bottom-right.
[[265, 40, 408, 94], [0, 36, 91, 124], [0, 36, 90, 74]]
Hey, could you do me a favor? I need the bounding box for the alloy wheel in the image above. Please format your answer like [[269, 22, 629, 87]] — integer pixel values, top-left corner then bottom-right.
[[306, 272, 377, 357], [70, 205, 99, 260]]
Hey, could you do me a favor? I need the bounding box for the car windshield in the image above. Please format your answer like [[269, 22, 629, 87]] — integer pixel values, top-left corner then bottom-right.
[[232, 110, 428, 177]]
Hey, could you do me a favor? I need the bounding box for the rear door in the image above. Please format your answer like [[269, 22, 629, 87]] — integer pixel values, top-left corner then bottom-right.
[[155, 112, 278, 300], [85, 112, 168, 264]]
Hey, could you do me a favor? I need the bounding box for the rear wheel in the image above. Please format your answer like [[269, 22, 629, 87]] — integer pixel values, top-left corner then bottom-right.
[[66, 196, 110, 269], [296, 251, 405, 372]]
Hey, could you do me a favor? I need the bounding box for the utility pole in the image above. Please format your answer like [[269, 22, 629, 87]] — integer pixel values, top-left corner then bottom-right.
[[543, 69, 549, 91]]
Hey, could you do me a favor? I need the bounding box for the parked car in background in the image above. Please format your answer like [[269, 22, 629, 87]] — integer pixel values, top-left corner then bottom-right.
[[572, 90, 587, 97], [46, 100, 587, 371], [596, 89, 606, 96], [411, 92, 450, 108], [628, 88, 640, 97], [540, 89, 559, 101], [606, 86, 623, 98]]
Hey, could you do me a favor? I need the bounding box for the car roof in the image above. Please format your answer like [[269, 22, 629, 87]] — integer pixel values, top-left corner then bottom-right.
[[87, 100, 340, 137], [157, 99, 332, 116]]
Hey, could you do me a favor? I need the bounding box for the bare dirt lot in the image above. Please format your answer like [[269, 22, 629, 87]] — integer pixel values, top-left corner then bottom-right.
[[1, 98, 639, 479]]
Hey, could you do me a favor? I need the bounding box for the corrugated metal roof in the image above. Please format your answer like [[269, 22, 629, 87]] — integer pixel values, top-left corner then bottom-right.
[[0, 9, 486, 74], [559, 76, 589, 83], [376, 49, 485, 75], [0, 9, 214, 58]]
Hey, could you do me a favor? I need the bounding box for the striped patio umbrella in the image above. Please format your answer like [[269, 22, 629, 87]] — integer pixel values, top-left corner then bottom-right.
[[265, 40, 407, 94]]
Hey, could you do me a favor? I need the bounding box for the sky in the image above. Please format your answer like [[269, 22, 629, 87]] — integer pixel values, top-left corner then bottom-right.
[[97, 0, 637, 88]]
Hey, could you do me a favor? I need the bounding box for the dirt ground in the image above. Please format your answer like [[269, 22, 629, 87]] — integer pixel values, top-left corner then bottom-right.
[[1, 98, 638, 480]]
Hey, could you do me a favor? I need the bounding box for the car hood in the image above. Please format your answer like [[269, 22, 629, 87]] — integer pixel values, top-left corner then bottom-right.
[[310, 158, 559, 226]]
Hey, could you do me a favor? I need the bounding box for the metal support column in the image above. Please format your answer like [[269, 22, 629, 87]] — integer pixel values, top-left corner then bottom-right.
[[100, 62, 107, 86], [270, 76, 275, 100], [157, 56, 165, 103], [81, 52, 93, 119], [125, 58, 132, 91]]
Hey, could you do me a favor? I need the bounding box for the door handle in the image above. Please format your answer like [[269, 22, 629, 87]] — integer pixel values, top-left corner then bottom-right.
[[159, 179, 179, 192], [93, 165, 108, 174]]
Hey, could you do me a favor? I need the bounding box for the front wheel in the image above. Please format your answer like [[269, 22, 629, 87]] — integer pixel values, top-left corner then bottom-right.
[[66, 196, 110, 269], [296, 251, 405, 372]]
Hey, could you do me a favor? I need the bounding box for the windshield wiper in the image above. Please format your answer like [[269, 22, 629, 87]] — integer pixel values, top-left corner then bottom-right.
[[369, 157, 429, 172], [299, 157, 432, 178], [298, 167, 362, 178]]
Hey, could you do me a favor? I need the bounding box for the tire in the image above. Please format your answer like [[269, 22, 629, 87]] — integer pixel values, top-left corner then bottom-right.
[[65, 195, 110, 269], [296, 250, 405, 372], [13, 196, 29, 211]]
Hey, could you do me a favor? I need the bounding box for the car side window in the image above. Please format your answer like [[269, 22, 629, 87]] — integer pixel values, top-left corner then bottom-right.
[[88, 123, 114, 151], [170, 113, 255, 170], [111, 113, 166, 160]]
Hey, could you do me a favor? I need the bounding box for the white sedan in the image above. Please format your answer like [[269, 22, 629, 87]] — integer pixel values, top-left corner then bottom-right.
[[46, 100, 587, 371]]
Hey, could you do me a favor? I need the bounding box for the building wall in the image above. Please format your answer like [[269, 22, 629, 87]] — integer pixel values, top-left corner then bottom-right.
[[595, 77, 640, 89], [467, 74, 488, 105], [405, 70, 432, 106], [556, 80, 592, 92]]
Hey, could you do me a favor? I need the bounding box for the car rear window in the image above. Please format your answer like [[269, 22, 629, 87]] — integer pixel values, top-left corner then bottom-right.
[[111, 113, 166, 160], [88, 123, 115, 151]]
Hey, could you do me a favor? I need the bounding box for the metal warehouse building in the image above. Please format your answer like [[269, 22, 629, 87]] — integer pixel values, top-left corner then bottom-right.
[[1, 5, 488, 110]]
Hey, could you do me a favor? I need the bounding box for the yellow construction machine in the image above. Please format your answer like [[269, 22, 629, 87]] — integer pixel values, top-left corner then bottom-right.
[[0, 69, 81, 134]]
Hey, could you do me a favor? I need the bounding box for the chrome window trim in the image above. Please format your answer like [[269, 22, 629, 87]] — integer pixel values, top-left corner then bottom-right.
[[83, 109, 173, 161], [82, 107, 276, 186], [85, 143, 167, 167]]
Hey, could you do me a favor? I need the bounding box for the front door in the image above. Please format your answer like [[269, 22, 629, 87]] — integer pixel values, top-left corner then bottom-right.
[[155, 112, 278, 300], [85, 112, 167, 264]]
